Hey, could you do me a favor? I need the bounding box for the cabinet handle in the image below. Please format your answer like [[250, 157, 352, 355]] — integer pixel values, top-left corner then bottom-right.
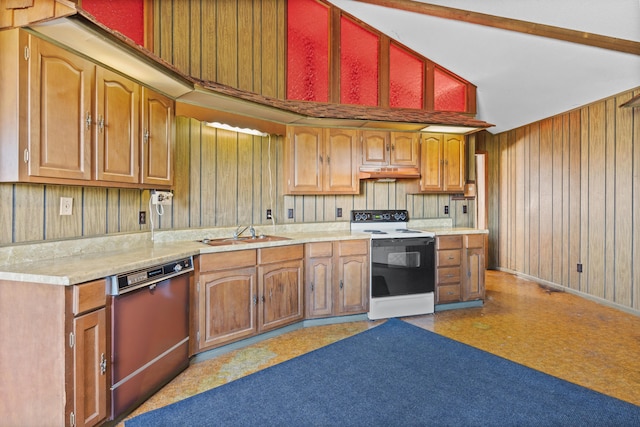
[[144, 129, 150, 143], [319, 155, 323, 163], [85, 113, 92, 130], [310, 283, 314, 292], [391, 144, 395, 151], [100, 353, 107, 375], [253, 296, 258, 305], [98, 116, 104, 133], [386, 143, 390, 151], [261, 295, 265, 303], [339, 280, 343, 289], [448, 256, 455, 260]]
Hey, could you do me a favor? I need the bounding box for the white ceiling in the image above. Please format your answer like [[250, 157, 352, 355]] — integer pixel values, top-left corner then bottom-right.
[[330, 0, 640, 133]]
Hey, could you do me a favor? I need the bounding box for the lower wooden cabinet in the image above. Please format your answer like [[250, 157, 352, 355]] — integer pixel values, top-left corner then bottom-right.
[[305, 239, 369, 318], [0, 278, 108, 427], [196, 246, 304, 352], [435, 234, 485, 305]]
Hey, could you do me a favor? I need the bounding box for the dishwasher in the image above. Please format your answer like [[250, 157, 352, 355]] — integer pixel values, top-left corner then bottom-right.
[[107, 256, 193, 421]]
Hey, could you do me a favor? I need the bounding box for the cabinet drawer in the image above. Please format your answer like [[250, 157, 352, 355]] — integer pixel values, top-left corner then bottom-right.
[[305, 242, 333, 258], [437, 267, 461, 284], [437, 235, 463, 250], [338, 239, 369, 256], [437, 284, 461, 303], [259, 244, 304, 264], [437, 249, 461, 267], [73, 279, 107, 315], [200, 250, 257, 272], [465, 234, 485, 249]]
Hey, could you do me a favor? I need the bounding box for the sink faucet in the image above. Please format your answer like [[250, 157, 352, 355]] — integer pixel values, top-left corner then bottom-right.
[[233, 225, 256, 239], [233, 225, 249, 239]]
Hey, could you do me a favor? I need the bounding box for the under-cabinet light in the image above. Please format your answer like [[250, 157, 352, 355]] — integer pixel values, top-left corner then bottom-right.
[[205, 121, 269, 137], [420, 125, 481, 134]]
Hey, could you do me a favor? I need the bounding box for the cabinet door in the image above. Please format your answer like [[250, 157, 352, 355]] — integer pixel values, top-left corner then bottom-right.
[[28, 36, 93, 180], [463, 246, 485, 301], [285, 126, 324, 193], [336, 254, 369, 315], [443, 134, 465, 192], [73, 308, 107, 427], [390, 132, 419, 167], [141, 88, 174, 187], [360, 130, 389, 166], [95, 68, 139, 183], [259, 259, 304, 332], [420, 133, 444, 191], [305, 244, 334, 318], [199, 267, 257, 349], [324, 128, 359, 193]]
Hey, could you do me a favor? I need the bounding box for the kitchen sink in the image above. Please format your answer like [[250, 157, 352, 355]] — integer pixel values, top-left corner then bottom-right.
[[200, 235, 290, 246]]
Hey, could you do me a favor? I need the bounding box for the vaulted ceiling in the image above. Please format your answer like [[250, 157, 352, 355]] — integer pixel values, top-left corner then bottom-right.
[[330, 0, 640, 133]]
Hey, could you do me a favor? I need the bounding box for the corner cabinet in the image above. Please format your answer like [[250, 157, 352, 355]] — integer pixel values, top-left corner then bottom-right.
[[435, 234, 485, 307], [0, 278, 108, 427], [284, 126, 359, 195], [417, 133, 465, 192], [0, 28, 174, 189], [305, 239, 369, 318]]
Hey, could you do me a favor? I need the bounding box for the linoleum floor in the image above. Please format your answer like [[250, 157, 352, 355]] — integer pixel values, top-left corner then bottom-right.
[[121, 270, 640, 424]]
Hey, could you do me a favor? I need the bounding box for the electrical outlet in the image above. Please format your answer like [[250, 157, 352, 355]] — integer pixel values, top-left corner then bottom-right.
[[151, 190, 173, 205], [463, 205, 468, 214], [266, 209, 272, 220], [577, 263, 583, 273], [337, 208, 343, 217], [288, 208, 294, 219], [139, 211, 146, 225], [60, 197, 73, 215], [444, 205, 449, 215]]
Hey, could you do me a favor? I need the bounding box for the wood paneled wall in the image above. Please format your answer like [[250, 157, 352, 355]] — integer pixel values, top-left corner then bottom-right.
[[0, 115, 473, 245], [479, 87, 640, 313]]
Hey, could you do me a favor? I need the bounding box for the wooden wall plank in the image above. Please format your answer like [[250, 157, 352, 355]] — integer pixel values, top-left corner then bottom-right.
[[119, 189, 143, 232], [560, 113, 570, 287], [82, 187, 107, 237], [587, 102, 606, 299], [580, 106, 590, 294], [514, 127, 525, 273], [568, 109, 581, 290], [538, 119, 553, 282], [215, 129, 238, 226], [237, 133, 254, 226], [200, 124, 217, 227], [0, 184, 13, 244], [216, 0, 238, 87], [189, 0, 202, 79], [528, 124, 540, 277], [172, 0, 191, 74], [238, 0, 255, 91], [552, 115, 564, 284], [189, 119, 202, 227], [13, 184, 44, 242], [633, 89, 640, 310], [173, 116, 191, 229], [521, 127, 530, 274], [604, 98, 616, 301], [45, 186, 82, 240], [614, 92, 633, 307], [201, 0, 218, 82]]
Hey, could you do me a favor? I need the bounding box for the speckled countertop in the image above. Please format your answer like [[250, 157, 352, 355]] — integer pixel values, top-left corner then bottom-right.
[[0, 220, 487, 286]]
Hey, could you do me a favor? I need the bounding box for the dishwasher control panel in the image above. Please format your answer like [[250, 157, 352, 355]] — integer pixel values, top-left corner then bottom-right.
[[107, 256, 193, 295]]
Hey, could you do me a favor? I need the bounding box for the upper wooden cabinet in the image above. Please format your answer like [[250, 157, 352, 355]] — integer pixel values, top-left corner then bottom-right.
[[95, 67, 140, 184], [0, 29, 174, 189], [140, 88, 174, 187], [417, 133, 465, 193], [360, 131, 419, 168], [284, 126, 359, 195]]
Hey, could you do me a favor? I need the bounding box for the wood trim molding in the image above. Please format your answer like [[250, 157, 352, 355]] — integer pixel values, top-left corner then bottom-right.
[[354, 0, 640, 56]]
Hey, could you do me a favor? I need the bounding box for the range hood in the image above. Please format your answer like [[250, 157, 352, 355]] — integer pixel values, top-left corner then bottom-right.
[[358, 166, 421, 181]]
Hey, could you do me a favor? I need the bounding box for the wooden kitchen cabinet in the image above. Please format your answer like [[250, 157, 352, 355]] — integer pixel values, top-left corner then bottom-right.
[[0, 278, 108, 427], [417, 133, 465, 193], [360, 131, 419, 168], [305, 239, 369, 318], [141, 87, 175, 187], [197, 250, 258, 350], [435, 234, 485, 306], [284, 126, 359, 194], [95, 67, 140, 184], [196, 245, 303, 351], [0, 29, 174, 189], [258, 245, 304, 331]]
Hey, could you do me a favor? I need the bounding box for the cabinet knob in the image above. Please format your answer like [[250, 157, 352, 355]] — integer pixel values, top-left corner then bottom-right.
[[100, 353, 107, 375], [144, 129, 150, 142], [85, 113, 92, 130], [98, 116, 104, 133], [339, 280, 344, 289]]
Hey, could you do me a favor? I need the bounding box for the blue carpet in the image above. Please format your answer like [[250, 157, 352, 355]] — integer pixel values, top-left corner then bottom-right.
[[127, 319, 640, 426]]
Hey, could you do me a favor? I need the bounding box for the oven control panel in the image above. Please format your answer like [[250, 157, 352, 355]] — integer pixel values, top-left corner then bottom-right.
[[351, 210, 408, 222]]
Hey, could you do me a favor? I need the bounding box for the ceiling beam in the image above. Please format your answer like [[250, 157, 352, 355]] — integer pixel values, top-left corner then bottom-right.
[[353, 0, 640, 56]]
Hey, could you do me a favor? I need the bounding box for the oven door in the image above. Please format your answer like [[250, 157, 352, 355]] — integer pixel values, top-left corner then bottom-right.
[[371, 237, 435, 298]]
